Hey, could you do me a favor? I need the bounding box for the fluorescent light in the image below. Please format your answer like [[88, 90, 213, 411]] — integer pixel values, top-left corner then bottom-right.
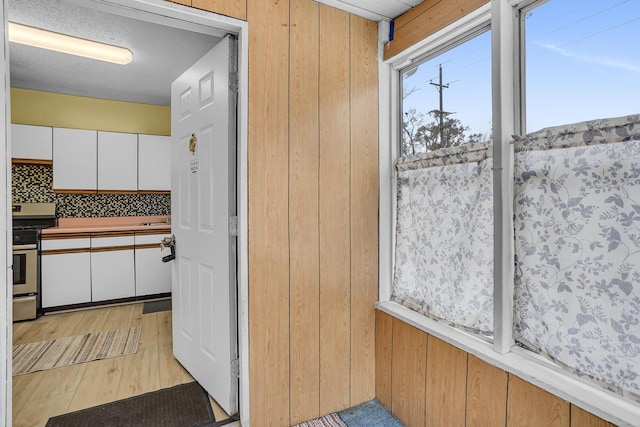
[[8, 22, 133, 65]]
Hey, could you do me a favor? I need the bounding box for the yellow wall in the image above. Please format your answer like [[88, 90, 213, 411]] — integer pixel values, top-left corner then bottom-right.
[[10, 88, 170, 135]]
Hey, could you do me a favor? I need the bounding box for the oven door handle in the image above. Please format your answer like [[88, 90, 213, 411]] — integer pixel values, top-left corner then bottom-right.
[[13, 244, 38, 251]]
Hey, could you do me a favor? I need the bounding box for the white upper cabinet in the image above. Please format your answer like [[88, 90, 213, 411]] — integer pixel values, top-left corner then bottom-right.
[[98, 131, 138, 191], [11, 124, 53, 161], [53, 128, 97, 191], [138, 134, 171, 191]]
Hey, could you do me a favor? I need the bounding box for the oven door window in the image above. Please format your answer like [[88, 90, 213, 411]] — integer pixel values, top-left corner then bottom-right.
[[13, 253, 27, 286], [13, 246, 37, 294]]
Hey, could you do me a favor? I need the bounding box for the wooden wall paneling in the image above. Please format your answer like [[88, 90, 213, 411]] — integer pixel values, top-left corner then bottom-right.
[[289, 0, 320, 424], [507, 375, 570, 427], [247, 0, 291, 425], [375, 310, 393, 410], [383, 0, 489, 60], [318, 4, 352, 415], [426, 335, 468, 427], [570, 406, 615, 427], [391, 318, 427, 427], [466, 354, 507, 427], [392, 0, 440, 31], [192, 0, 247, 20], [349, 13, 379, 407]]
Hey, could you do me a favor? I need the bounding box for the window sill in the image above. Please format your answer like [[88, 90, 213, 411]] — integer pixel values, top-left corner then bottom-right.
[[376, 300, 640, 427]]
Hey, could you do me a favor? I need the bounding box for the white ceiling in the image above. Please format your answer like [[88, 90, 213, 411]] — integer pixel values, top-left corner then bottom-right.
[[315, 0, 422, 21], [7, 0, 419, 106]]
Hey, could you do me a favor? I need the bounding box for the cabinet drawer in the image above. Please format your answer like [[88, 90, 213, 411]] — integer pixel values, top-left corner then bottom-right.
[[42, 238, 90, 251], [91, 235, 135, 248], [134, 233, 172, 246]]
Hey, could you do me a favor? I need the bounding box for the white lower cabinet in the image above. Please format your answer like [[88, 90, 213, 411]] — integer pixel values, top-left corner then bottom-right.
[[41, 238, 92, 308], [134, 233, 172, 296], [91, 235, 136, 302], [42, 231, 171, 308]]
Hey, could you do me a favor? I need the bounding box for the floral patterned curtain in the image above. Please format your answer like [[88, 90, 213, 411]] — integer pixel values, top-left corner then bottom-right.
[[514, 115, 640, 400], [392, 141, 494, 335]]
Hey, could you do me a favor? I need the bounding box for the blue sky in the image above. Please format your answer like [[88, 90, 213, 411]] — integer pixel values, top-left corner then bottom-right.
[[402, 0, 640, 138]]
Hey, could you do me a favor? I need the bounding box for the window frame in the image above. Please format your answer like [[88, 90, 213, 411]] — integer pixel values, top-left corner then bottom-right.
[[377, 1, 640, 426]]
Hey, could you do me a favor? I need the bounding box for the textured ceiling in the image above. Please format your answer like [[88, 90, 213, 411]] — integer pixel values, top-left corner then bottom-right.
[[8, 0, 223, 106]]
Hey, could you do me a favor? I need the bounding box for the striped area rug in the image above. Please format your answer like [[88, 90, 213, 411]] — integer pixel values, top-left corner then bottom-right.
[[13, 326, 141, 375], [293, 413, 347, 427]]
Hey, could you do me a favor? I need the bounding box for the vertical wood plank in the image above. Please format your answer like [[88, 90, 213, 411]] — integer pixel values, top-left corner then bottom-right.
[[375, 310, 393, 410], [192, 0, 247, 20], [247, 0, 291, 425], [466, 355, 507, 427], [507, 375, 570, 427], [289, 0, 320, 424], [426, 336, 468, 427], [391, 318, 427, 427], [571, 405, 615, 427], [349, 13, 379, 407], [318, 4, 352, 415]]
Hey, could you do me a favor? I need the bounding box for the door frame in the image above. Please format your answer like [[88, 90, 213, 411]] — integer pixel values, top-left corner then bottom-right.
[[0, 1, 250, 426]]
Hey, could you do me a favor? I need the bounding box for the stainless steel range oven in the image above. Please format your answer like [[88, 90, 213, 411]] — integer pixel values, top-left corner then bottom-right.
[[13, 230, 39, 321], [12, 203, 57, 321]]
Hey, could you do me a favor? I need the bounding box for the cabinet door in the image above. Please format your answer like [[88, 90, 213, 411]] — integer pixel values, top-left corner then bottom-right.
[[91, 235, 135, 301], [91, 249, 136, 301], [53, 128, 97, 191], [98, 131, 138, 191], [135, 248, 172, 295], [134, 233, 171, 295], [138, 134, 171, 191], [11, 124, 53, 161], [41, 252, 92, 308]]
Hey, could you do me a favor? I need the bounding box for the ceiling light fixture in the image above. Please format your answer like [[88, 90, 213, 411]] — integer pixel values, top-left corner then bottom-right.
[[8, 22, 133, 65]]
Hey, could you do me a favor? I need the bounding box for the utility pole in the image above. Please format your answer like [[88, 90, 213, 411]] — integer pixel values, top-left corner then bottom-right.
[[429, 64, 451, 147]]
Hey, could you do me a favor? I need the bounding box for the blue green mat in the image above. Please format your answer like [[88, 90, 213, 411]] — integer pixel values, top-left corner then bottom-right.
[[338, 398, 406, 427]]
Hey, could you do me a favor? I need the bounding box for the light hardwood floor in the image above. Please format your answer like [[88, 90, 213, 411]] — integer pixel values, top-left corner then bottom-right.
[[12, 302, 239, 427]]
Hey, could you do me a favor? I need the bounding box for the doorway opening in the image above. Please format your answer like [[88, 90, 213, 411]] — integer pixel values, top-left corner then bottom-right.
[[2, 0, 249, 425]]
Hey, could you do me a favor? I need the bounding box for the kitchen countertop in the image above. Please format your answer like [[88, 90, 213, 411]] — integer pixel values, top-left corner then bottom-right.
[[41, 215, 171, 235]]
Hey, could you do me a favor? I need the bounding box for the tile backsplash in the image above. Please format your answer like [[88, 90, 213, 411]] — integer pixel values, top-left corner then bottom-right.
[[12, 164, 171, 218]]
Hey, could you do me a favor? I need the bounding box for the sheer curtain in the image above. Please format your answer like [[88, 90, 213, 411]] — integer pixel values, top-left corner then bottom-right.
[[514, 114, 640, 400], [392, 141, 494, 335]]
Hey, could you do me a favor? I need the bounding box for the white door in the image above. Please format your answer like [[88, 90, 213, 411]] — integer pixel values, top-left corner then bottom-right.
[[170, 35, 238, 415]]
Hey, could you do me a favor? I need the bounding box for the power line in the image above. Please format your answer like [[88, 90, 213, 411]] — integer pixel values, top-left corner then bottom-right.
[[529, 0, 633, 44], [558, 14, 640, 48], [527, 0, 610, 38]]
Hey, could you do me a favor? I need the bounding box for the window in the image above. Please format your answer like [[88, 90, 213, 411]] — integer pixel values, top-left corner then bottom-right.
[[515, 0, 640, 402], [524, 0, 640, 132], [394, 30, 493, 334], [401, 31, 491, 156], [382, 0, 640, 424]]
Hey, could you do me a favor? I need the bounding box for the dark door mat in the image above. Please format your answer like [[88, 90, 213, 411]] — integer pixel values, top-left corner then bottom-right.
[[338, 398, 406, 426], [143, 299, 172, 314], [46, 382, 214, 427]]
